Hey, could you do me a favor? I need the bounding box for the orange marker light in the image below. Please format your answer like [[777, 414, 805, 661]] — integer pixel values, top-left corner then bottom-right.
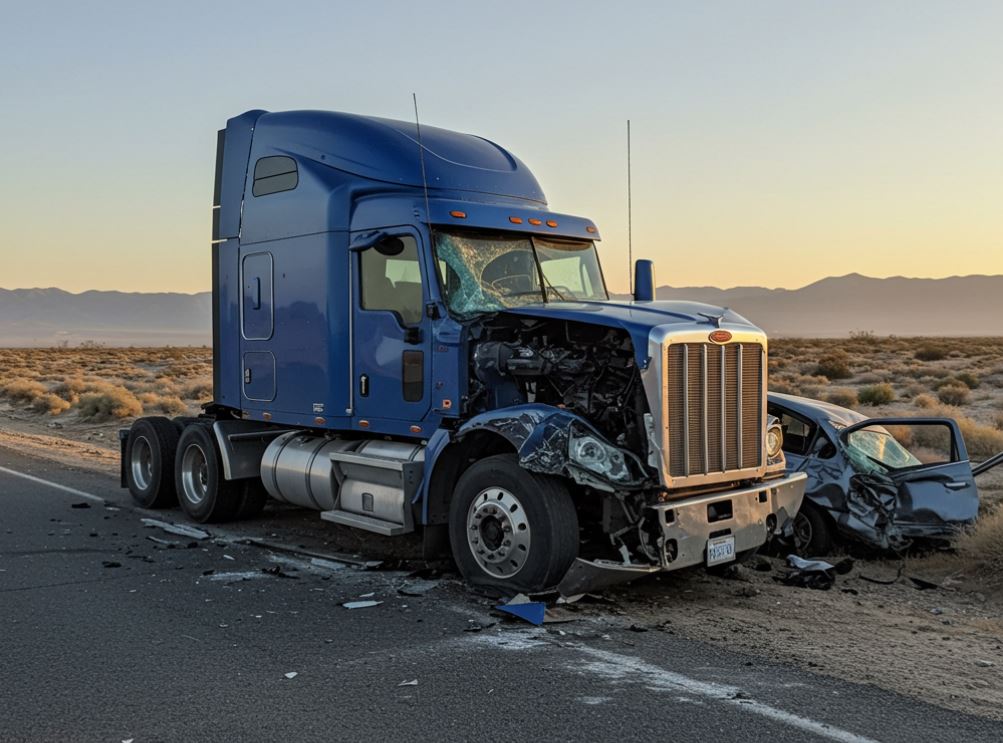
[[546, 220, 558, 228], [409, 425, 422, 434], [586, 225, 597, 234], [528, 218, 542, 226], [262, 412, 272, 421], [442, 399, 453, 409], [449, 210, 467, 219], [359, 420, 370, 428], [508, 216, 523, 224], [314, 416, 326, 425]]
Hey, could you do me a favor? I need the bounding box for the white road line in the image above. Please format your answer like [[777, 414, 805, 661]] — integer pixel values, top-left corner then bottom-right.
[[0, 465, 106, 504], [576, 646, 880, 743]]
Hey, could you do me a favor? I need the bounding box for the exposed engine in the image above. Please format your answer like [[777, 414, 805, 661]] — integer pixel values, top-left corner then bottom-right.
[[468, 317, 650, 459]]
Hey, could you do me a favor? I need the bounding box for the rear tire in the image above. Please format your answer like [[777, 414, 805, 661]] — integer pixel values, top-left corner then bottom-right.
[[793, 502, 834, 556], [174, 423, 241, 523], [125, 417, 179, 509], [448, 453, 578, 593]]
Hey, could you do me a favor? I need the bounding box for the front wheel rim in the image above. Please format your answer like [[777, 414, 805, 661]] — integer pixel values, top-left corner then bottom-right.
[[466, 487, 531, 579], [793, 512, 813, 551], [180, 443, 210, 506]]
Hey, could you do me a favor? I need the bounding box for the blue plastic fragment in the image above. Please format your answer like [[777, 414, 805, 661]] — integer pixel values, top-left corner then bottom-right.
[[496, 600, 546, 626]]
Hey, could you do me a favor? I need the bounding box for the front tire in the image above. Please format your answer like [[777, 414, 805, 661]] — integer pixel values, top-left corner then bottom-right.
[[448, 454, 578, 593], [125, 417, 179, 509], [174, 423, 240, 523], [793, 502, 834, 556]]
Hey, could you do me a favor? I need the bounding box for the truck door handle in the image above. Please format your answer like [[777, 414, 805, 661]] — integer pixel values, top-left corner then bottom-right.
[[945, 480, 971, 490], [252, 277, 261, 309]]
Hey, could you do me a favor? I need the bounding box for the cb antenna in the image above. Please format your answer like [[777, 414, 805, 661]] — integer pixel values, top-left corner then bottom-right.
[[627, 119, 633, 295], [412, 93, 432, 226]]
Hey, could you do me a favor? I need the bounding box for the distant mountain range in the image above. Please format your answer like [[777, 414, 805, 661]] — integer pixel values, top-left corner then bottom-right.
[[1, 274, 1001, 346]]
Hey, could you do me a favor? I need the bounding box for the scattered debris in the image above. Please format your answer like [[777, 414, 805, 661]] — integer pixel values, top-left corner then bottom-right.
[[342, 600, 382, 609], [261, 565, 298, 579], [496, 594, 546, 626], [70, 502, 91, 509], [774, 555, 851, 590], [241, 538, 382, 569], [141, 518, 210, 541], [146, 536, 178, 547], [907, 575, 941, 591], [284, 672, 299, 679], [860, 566, 904, 585], [222, 554, 235, 561], [102, 561, 122, 568], [310, 557, 346, 572], [398, 679, 419, 686], [975, 660, 995, 668], [398, 579, 439, 597]]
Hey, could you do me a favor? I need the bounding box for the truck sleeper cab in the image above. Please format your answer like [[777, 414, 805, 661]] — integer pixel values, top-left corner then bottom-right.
[[121, 109, 806, 594]]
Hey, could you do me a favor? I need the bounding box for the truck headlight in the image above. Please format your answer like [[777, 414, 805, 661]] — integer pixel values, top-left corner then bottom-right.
[[766, 424, 783, 458], [569, 432, 630, 483]]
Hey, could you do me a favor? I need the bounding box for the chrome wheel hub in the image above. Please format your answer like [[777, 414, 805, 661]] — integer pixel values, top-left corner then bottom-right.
[[466, 487, 531, 578], [130, 435, 153, 490], [180, 443, 210, 506]]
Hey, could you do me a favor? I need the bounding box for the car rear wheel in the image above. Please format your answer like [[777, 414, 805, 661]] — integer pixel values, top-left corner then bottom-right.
[[174, 423, 241, 523], [448, 454, 578, 593], [793, 502, 833, 556], [125, 417, 179, 509]]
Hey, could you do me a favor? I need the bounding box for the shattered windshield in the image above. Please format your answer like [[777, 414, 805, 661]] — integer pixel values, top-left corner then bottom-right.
[[433, 231, 607, 317], [845, 426, 923, 471]]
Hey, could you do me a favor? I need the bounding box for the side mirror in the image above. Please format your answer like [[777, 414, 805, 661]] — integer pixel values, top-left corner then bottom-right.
[[633, 259, 655, 302]]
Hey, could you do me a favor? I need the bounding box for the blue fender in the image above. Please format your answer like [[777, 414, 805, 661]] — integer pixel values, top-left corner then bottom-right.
[[415, 404, 646, 524]]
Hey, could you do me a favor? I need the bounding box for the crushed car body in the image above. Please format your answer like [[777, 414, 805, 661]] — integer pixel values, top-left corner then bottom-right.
[[766, 392, 998, 554]]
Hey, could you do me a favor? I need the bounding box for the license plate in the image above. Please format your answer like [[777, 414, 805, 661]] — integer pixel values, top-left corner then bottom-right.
[[706, 535, 736, 566]]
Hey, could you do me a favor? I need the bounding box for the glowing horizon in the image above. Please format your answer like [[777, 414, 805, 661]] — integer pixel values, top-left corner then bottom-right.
[[2, 1, 1001, 295]]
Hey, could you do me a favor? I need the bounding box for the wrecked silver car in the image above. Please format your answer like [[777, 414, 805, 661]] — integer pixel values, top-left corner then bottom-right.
[[768, 392, 999, 554]]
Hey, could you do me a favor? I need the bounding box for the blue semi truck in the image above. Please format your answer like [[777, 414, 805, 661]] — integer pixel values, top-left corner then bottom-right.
[[121, 109, 806, 594]]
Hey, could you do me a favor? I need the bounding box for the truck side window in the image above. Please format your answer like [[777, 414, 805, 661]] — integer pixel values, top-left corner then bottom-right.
[[360, 236, 423, 326], [252, 156, 298, 196]]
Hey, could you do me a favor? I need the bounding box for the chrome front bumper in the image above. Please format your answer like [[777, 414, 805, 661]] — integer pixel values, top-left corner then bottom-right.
[[556, 473, 807, 595], [650, 472, 807, 570]]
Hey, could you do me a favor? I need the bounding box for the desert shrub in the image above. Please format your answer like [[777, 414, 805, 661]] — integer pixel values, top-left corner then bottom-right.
[[956, 417, 1003, 458], [180, 378, 213, 400], [957, 506, 1003, 575], [770, 379, 799, 396], [994, 413, 1003, 432], [137, 392, 188, 415], [32, 393, 71, 415], [937, 383, 970, 406], [855, 372, 884, 385], [825, 388, 858, 409], [915, 345, 947, 361], [858, 383, 895, 406], [954, 371, 980, 389], [50, 377, 90, 404], [1, 379, 48, 404], [77, 387, 143, 420], [913, 393, 937, 409], [814, 352, 852, 380], [902, 382, 926, 399]]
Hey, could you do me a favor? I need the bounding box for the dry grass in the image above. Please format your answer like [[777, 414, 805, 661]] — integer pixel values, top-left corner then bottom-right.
[[770, 336, 1003, 462], [0, 347, 210, 423]]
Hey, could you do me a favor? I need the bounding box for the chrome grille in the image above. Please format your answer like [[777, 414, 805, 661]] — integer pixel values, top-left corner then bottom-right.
[[665, 342, 763, 478]]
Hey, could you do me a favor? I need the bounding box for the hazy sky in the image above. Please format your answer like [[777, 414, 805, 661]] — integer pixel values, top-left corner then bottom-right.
[[2, 1, 1001, 294]]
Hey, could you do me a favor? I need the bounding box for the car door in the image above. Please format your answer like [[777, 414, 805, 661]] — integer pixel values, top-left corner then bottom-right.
[[351, 230, 432, 427], [839, 417, 979, 525]]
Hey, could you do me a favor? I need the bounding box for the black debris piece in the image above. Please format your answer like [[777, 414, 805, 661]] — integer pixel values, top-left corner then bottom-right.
[[102, 561, 122, 568], [71, 502, 91, 509]]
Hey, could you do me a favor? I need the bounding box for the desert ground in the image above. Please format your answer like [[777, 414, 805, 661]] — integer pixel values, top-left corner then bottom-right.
[[1, 339, 1002, 719]]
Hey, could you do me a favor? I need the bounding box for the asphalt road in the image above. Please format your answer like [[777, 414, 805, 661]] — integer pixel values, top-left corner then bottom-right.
[[1, 444, 1001, 743]]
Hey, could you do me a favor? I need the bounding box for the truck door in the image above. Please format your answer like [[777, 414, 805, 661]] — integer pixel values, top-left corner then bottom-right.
[[351, 232, 432, 426], [240, 251, 276, 403]]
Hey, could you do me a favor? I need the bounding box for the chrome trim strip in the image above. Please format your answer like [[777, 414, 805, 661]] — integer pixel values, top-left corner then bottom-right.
[[682, 344, 689, 476], [701, 343, 708, 475]]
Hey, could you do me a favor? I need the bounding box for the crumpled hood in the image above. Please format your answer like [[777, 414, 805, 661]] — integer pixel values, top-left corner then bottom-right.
[[502, 299, 762, 365]]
